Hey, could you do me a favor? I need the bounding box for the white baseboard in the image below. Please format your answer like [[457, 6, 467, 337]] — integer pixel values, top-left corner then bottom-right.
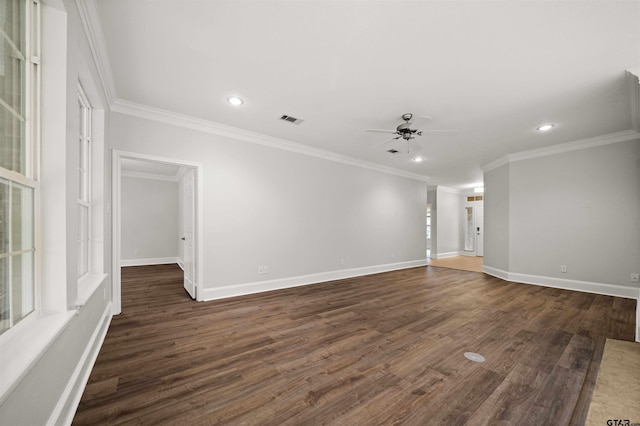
[[120, 257, 179, 267], [483, 266, 640, 300], [482, 265, 510, 281], [49, 303, 112, 426], [431, 251, 463, 260], [202, 259, 428, 301], [177, 258, 185, 271]]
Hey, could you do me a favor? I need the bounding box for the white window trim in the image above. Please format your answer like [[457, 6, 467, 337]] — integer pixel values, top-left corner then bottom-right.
[[77, 84, 91, 280], [0, 0, 40, 339]]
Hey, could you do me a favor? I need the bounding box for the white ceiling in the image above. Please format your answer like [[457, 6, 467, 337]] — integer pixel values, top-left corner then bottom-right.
[[96, 0, 640, 190]]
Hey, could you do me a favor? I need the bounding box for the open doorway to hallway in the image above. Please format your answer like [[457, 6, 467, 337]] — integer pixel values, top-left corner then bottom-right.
[[426, 195, 484, 273], [112, 151, 203, 315]]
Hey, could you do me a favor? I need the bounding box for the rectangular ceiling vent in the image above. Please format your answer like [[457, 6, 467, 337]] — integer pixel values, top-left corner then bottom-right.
[[279, 114, 304, 125]]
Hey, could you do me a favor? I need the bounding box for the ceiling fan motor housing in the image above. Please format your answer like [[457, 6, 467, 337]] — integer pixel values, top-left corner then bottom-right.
[[396, 122, 416, 139]]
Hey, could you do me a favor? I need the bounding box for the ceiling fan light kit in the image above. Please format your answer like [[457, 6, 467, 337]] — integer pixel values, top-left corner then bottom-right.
[[536, 123, 555, 131]]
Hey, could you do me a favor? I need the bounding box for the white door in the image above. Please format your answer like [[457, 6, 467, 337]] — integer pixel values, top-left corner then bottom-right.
[[476, 204, 484, 257], [182, 169, 196, 299]]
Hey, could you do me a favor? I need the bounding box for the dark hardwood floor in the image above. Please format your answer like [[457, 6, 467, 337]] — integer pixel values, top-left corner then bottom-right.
[[73, 264, 637, 425]]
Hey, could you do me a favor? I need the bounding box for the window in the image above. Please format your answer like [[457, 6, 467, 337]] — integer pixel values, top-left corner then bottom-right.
[[0, 0, 38, 335], [77, 86, 91, 278]]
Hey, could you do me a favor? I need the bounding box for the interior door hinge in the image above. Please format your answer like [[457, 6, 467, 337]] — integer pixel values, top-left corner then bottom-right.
[[30, 56, 40, 65]]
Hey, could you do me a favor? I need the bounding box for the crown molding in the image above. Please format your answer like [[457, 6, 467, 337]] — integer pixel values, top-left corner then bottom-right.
[[111, 99, 430, 183], [437, 186, 464, 194], [480, 156, 510, 174], [482, 129, 640, 173], [75, 0, 117, 106]]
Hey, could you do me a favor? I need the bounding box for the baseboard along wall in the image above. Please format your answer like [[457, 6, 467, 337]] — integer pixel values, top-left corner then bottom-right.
[[201, 259, 428, 302], [482, 266, 640, 300], [120, 257, 180, 267]]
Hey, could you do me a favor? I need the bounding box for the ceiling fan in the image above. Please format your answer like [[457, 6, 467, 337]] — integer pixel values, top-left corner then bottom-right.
[[366, 113, 459, 152]]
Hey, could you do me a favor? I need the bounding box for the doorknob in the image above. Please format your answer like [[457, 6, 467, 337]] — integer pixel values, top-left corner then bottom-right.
[[181, 237, 186, 241]]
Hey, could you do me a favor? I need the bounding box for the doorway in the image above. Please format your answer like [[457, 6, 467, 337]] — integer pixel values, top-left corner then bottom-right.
[[464, 197, 484, 257], [112, 150, 203, 315]]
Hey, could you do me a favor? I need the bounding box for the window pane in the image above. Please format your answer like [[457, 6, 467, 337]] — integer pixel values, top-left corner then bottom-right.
[[0, 101, 25, 173], [0, 178, 8, 253], [78, 163, 84, 201], [78, 100, 84, 137], [0, 0, 26, 175], [78, 204, 88, 277], [11, 251, 33, 326], [78, 139, 87, 201], [0, 0, 25, 111], [11, 181, 32, 251], [0, 256, 8, 334]]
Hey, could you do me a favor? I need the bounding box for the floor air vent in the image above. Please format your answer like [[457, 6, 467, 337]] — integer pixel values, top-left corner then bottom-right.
[[463, 352, 486, 362], [279, 114, 304, 125]]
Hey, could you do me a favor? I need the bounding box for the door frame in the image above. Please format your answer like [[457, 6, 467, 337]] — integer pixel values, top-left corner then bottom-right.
[[111, 150, 204, 314]]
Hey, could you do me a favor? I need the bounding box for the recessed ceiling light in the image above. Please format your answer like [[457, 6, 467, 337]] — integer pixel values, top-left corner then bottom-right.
[[227, 96, 244, 106], [412, 156, 424, 162], [536, 123, 555, 131]]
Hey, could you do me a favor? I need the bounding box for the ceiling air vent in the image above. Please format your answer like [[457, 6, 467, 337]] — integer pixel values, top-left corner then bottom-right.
[[279, 114, 304, 125], [387, 149, 399, 154]]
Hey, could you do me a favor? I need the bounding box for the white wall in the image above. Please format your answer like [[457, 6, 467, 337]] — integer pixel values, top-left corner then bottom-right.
[[484, 138, 640, 295], [427, 186, 465, 258], [121, 177, 179, 264], [110, 112, 428, 298]]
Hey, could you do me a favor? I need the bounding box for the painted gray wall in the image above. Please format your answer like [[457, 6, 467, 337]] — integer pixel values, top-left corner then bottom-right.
[[110, 113, 428, 289], [509, 139, 640, 287], [428, 187, 465, 257], [484, 138, 640, 289], [427, 188, 437, 255], [121, 177, 179, 262], [483, 164, 510, 271]]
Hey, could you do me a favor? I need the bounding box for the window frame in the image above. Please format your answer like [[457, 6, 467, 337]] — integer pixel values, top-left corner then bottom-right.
[[0, 0, 40, 337], [77, 84, 91, 279]]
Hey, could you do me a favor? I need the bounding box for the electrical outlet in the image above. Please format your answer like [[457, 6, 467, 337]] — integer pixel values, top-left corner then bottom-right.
[[134, 249, 140, 255], [560, 265, 567, 273], [631, 273, 639, 283], [340, 258, 345, 265], [258, 266, 268, 275]]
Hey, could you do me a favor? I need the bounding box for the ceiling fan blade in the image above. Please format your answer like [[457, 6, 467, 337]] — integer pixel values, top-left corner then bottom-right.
[[371, 136, 400, 148], [365, 129, 398, 134], [418, 115, 433, 120], [420, 129, 460, 133]]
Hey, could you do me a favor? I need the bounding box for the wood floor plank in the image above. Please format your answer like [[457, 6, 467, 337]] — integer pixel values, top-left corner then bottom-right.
[[73, 264, 637, 425]]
